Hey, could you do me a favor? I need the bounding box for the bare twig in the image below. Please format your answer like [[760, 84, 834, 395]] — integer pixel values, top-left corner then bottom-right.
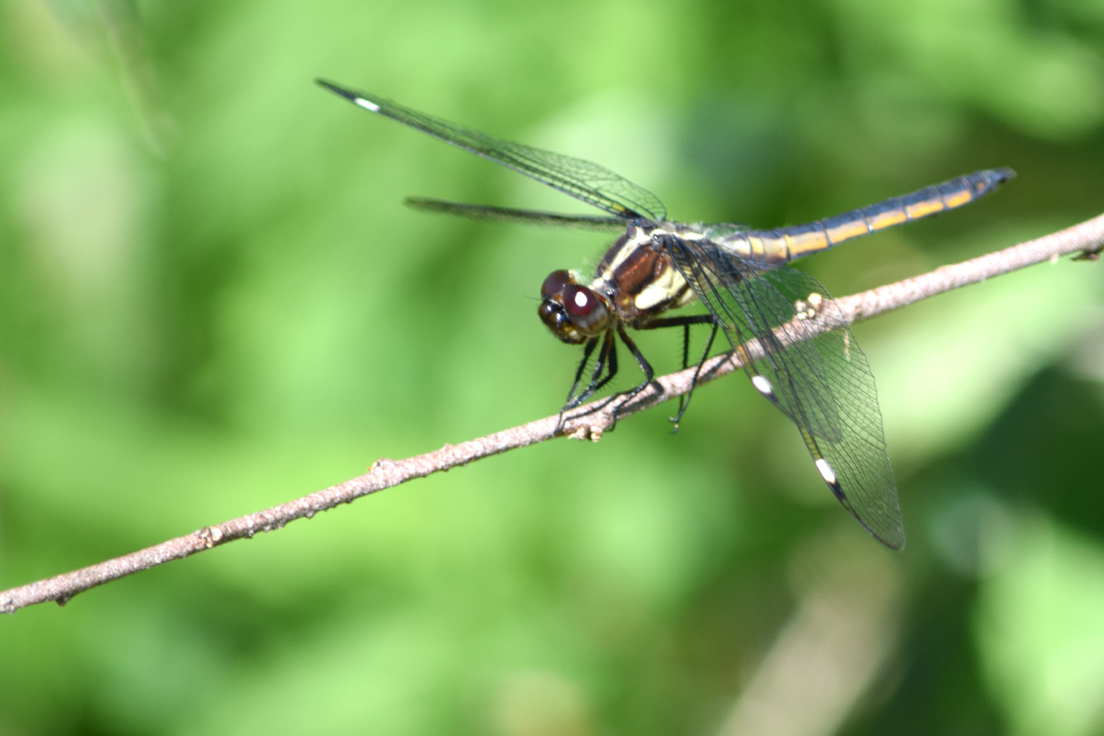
[[2, 214, 1102, 615]]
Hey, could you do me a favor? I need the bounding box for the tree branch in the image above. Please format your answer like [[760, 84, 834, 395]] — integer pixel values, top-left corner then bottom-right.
[[3, 214, 1102, 614]]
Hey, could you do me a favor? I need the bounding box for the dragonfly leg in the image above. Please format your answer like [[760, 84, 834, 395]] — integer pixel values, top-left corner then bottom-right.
[[583, 331, 619, 401], [564, 338, 599, 404], [564, 331, 617, 411], [637, 314, 716, 429], [671, 322, 719, 430], [615, 326, 655, 404], [557, 337, 599, 431], [680, 323, 690, 369]]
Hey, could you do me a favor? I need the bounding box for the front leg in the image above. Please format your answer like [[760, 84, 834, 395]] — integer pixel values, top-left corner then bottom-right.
[[564, 330, 618, 411], [563, 337, 600, 409]]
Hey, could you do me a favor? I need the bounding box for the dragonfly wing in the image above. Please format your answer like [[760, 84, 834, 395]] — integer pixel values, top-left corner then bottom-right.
[[666, 238, 841, 438], [664, 235, 904, 549], [404, 197, 627, 232], [318, 79, 666, 221]]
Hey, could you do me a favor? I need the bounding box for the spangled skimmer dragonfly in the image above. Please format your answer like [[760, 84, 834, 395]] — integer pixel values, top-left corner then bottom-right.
[[318, 78, 1014, 549]]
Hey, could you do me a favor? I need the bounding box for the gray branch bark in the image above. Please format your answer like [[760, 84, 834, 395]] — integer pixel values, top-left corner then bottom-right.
[[3, 213, 1102, 614]]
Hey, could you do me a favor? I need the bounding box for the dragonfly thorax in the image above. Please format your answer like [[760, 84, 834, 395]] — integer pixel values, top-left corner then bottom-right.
[[589, 224, 696, 325]]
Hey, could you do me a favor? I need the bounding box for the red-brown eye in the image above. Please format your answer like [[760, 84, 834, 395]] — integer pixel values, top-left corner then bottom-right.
[[563, 284, 596, 316], [561, 284, 609, 335], [540, 281, 609, 338], [541, 269, 572, 300]]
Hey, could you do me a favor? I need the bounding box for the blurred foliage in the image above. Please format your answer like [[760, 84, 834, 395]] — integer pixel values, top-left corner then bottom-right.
[[1, 0, 1103, 734]]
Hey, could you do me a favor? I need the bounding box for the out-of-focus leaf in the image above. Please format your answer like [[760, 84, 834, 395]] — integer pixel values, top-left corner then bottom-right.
[[976, 514, 1104, 736]]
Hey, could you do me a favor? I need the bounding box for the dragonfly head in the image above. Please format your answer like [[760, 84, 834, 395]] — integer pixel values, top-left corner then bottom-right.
[[538, 269, 612, 344]]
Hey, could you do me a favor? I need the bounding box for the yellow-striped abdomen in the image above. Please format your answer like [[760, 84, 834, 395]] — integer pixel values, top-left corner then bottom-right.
[[721, 168, 1014, 266]]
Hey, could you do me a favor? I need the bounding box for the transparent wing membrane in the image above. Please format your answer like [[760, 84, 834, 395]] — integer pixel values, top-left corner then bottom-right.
[[317, 79, 666, 221], [664, 235, 905, 549], [404, 197, 627, 231]]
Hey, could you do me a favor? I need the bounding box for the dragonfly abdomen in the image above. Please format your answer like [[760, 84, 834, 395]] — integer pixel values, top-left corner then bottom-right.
[[722, 168, 1015, 266]]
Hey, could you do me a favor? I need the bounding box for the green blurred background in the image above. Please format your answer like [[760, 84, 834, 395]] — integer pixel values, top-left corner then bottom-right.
[[2, 0, 1104, 734]]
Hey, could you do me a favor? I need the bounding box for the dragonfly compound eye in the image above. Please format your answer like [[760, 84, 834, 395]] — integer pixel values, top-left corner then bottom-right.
[[538, 301, 582, 344], [562, 284, 609, 334], [541, 269, 573, 300]]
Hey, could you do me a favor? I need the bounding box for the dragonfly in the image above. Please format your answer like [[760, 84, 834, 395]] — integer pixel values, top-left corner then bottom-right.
[[317, 78, 1014, 549]]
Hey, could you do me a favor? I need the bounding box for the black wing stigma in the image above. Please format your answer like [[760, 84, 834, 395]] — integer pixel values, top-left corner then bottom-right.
[[662, 234, 904, 549], [317, 79, 667, 222]]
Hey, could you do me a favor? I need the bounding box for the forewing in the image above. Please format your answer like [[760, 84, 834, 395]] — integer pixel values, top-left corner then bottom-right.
[[318, 79, 666, 221], [404, 198, 627, 232], [663, 235, 904, 549]]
